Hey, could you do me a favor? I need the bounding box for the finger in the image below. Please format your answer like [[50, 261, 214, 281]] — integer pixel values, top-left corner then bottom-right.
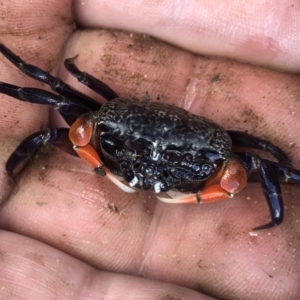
[[0, 0, 73, 66], [73, 0, 300, 71], [0, 230, 211, 300], [1, 30, 299, 300]]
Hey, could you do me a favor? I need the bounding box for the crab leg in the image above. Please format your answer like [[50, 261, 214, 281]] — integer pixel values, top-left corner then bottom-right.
[[256, 159, 283, 230], [0, 44, 101, 112], [228, 130, 291, 166], [0, 82, 92, 125], [234, 152, 293, 231], [64, 57, 119, 101], [6, 128, 75, 181]]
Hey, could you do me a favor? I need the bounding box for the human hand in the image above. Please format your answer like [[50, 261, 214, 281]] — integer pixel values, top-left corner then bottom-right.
[[0, 1, 299, 299]]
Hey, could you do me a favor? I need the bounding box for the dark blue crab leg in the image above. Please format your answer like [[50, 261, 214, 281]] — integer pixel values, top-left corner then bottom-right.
[[0, 82, 90, 126], [64, 57, 119, 100], [0, 44, 101, 110], [228, 130, 291, 166], [256, 159, 283, 230], [6, 128, 76, 181], [235, 152, 300, 231], [273, 162, 300, 184]]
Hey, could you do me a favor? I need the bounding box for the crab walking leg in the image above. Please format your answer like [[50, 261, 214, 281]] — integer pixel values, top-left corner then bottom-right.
[[0, 82, 94, 126], [64, 57, 119, 101], [6, 128, 76, 181], [228, 130, 291, 166], [157, 155, 247, 204], [0, 44, 101, 112], [69, 115, 136, 193]]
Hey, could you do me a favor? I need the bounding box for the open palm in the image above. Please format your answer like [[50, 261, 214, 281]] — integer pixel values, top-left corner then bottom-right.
[[0, 1, 299, 299]]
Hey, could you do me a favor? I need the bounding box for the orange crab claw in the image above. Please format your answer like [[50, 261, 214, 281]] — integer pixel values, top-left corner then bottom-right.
[[220, 155, 247, 194], [157, 155, 247, 204], [74, 144, 102, 169], [69, 114, 93, 146], [69, 115, 136, 193], [74, 144, 136, 193]]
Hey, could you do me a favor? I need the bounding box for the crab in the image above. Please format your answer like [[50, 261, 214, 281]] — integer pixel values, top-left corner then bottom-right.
[[0, 44, 299, 232]]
